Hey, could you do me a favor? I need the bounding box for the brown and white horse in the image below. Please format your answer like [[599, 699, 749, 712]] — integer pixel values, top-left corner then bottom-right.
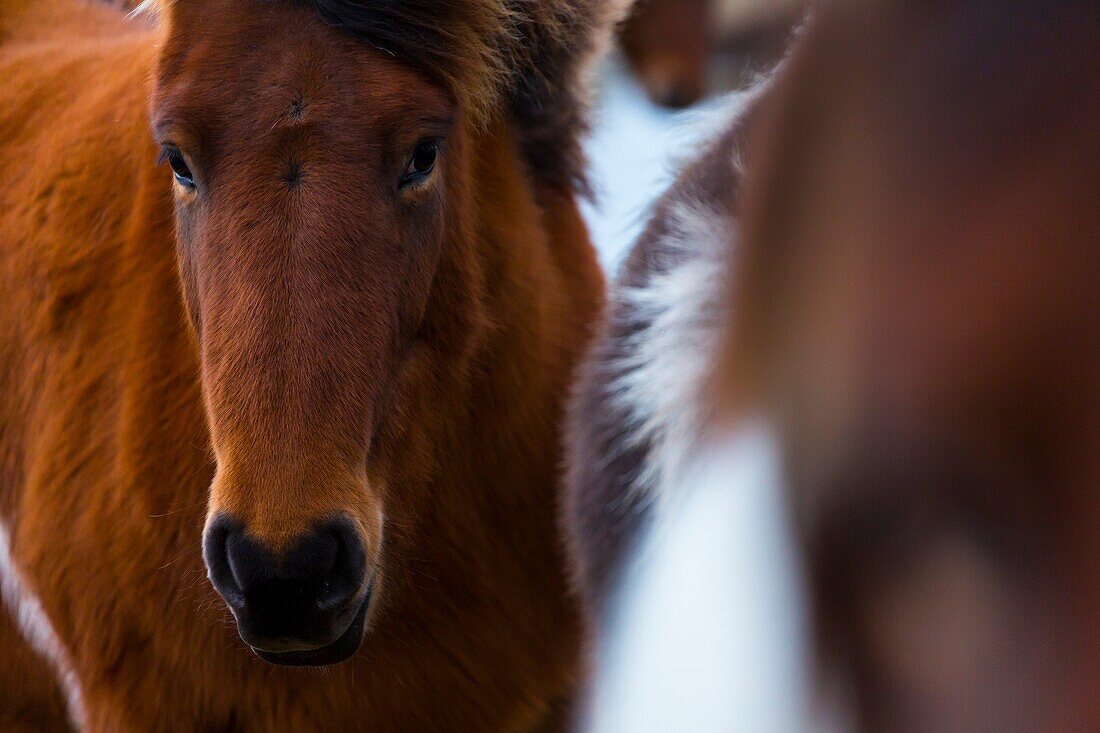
[[569, 1, 1100, 730], [0, 0, 627, 729]]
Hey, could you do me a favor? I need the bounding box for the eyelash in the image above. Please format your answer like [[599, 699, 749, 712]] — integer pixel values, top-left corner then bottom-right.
[[158, 144, 196, 190]]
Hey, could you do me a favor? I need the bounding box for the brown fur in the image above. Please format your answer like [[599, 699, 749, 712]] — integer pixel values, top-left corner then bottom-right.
[[0, 0, 615, 729], [0, 613, 68, 733], [730, 1, 1100, 729]]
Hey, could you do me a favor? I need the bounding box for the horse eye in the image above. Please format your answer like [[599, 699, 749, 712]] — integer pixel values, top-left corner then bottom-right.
[[160, 146, 195, 190], [400, 139, 442, 189]]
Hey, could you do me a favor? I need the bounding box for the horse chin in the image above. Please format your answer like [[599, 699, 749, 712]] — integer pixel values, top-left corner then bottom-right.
[[251, 593, 371, 668]]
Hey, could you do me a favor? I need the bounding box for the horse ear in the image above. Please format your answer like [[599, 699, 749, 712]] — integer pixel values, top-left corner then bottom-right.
[[507, 0, 634, 195]]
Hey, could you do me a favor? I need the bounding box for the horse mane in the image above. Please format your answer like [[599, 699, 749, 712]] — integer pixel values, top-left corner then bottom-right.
[[133, 0, 630, 195]]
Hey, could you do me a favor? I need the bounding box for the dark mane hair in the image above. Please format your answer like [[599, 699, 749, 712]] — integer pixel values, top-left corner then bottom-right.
[[138, 0, 627, 194]]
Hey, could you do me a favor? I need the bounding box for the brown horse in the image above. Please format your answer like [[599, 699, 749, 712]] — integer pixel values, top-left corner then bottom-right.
[[569, 0, 1100, 730], [619, 0, 712, 108], [618, 0, 802, 108], [0, 0, 626, 729]]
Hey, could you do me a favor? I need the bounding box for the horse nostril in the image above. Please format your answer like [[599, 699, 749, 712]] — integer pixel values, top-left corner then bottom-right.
[[203, 514, 246, 609], [314, 517, 367, 611]]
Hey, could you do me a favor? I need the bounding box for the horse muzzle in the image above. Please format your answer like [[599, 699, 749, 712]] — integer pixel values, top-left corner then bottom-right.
[[202, 513, 373, 666]]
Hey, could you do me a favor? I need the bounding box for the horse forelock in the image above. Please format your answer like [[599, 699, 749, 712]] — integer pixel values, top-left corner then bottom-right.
[[138, 0, 633, 194]]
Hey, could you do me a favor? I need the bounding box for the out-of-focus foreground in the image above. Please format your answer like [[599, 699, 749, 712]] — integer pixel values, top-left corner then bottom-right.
[[575, 2, 1100, 731]]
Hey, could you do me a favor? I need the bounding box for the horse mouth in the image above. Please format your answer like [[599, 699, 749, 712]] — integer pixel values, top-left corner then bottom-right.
[[251, 593, 370, 667]]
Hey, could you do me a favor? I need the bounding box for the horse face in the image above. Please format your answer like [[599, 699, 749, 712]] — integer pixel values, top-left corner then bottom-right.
[[149, 0, 457, 665]]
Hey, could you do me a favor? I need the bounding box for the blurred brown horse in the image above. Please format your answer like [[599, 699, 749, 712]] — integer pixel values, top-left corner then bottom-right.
[[619, 0, 803, 108], [569, 1, 1100, 730], [0, 0, 624, 729]]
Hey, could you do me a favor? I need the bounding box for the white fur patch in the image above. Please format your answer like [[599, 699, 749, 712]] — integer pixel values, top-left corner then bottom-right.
[[0, 520, 86, 730], [601, 86, 770, 510], [608, 194, 734, 507]]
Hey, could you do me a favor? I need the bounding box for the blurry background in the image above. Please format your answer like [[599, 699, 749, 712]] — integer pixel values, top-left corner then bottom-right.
[[582, 0, 801, 269]]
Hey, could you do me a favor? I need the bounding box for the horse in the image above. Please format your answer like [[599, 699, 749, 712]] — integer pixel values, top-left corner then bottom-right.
[[618, 0, 803, 108], [618, 0, 711, 109], [0, 0, 628, 729], [567, 0, 1100, 730]]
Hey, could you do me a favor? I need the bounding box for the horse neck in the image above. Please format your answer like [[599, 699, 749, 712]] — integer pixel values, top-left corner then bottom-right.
[[463, 115, 602, 457], [1, 0, 149, 46]]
